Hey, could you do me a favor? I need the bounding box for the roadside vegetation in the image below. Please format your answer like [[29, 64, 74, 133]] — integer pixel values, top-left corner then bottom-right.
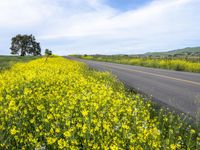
[[77, 55, 200, 73], [0, 56, 199, 149]]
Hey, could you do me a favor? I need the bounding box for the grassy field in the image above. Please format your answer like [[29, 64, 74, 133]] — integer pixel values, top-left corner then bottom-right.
[[0, 56, 199, 149], [0, 55, 40, 71], [77, 55, 200, 73]]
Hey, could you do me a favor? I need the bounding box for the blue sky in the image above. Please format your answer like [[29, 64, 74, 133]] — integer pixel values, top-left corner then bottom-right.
[[106, 0, 152, 11], [0, 0, 200, 55]]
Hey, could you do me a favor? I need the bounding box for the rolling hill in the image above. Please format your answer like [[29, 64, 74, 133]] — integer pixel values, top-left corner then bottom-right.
[[144, 47, 200, 57]]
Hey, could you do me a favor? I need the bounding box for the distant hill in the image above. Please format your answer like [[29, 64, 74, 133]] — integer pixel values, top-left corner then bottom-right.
[[144, 47, 200, 57]]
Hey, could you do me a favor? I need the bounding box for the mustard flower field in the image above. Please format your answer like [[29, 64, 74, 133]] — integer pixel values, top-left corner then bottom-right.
[[80, 55, 200, 73], [0, 56, 199, 149]]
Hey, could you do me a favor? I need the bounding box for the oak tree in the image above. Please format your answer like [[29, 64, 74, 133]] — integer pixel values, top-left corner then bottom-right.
[[10, 34, 41, 56]]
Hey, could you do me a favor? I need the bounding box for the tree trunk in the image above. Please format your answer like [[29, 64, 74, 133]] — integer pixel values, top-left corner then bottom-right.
[[21, 48, 26, 56]]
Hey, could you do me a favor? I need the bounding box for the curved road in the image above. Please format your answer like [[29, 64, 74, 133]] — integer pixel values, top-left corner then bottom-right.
[[68, 57, 200, 117]]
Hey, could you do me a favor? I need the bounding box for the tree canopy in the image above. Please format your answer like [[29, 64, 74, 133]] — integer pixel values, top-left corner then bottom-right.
[[45, 49, 52, 56], [10, 34, 41, 56]]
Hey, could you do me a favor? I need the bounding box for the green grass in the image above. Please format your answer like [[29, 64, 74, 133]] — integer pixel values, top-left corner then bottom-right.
[[0, 55, 40, 71]]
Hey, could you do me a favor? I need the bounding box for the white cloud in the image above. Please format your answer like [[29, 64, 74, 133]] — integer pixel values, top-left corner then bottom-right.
[[0, 0, 57, 28], [0, 0, 200, 55]]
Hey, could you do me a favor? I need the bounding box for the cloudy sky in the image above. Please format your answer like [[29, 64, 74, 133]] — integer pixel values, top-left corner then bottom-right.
[[0, 0, 200, 55]]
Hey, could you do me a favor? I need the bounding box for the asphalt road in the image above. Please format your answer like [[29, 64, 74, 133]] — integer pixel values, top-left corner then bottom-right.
[[68, 57, 200, 117]]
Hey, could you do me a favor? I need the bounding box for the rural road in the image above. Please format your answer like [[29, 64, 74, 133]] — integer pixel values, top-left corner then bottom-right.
[[68, 57, 200, 117]]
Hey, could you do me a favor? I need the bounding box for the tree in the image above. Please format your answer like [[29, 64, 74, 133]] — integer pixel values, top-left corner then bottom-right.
[[10, 34, 41, 56], [45, 49, 52, 56]]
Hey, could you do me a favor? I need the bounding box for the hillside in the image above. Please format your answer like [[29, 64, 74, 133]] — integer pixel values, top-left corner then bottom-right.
[[144, 47, 200, 57]]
